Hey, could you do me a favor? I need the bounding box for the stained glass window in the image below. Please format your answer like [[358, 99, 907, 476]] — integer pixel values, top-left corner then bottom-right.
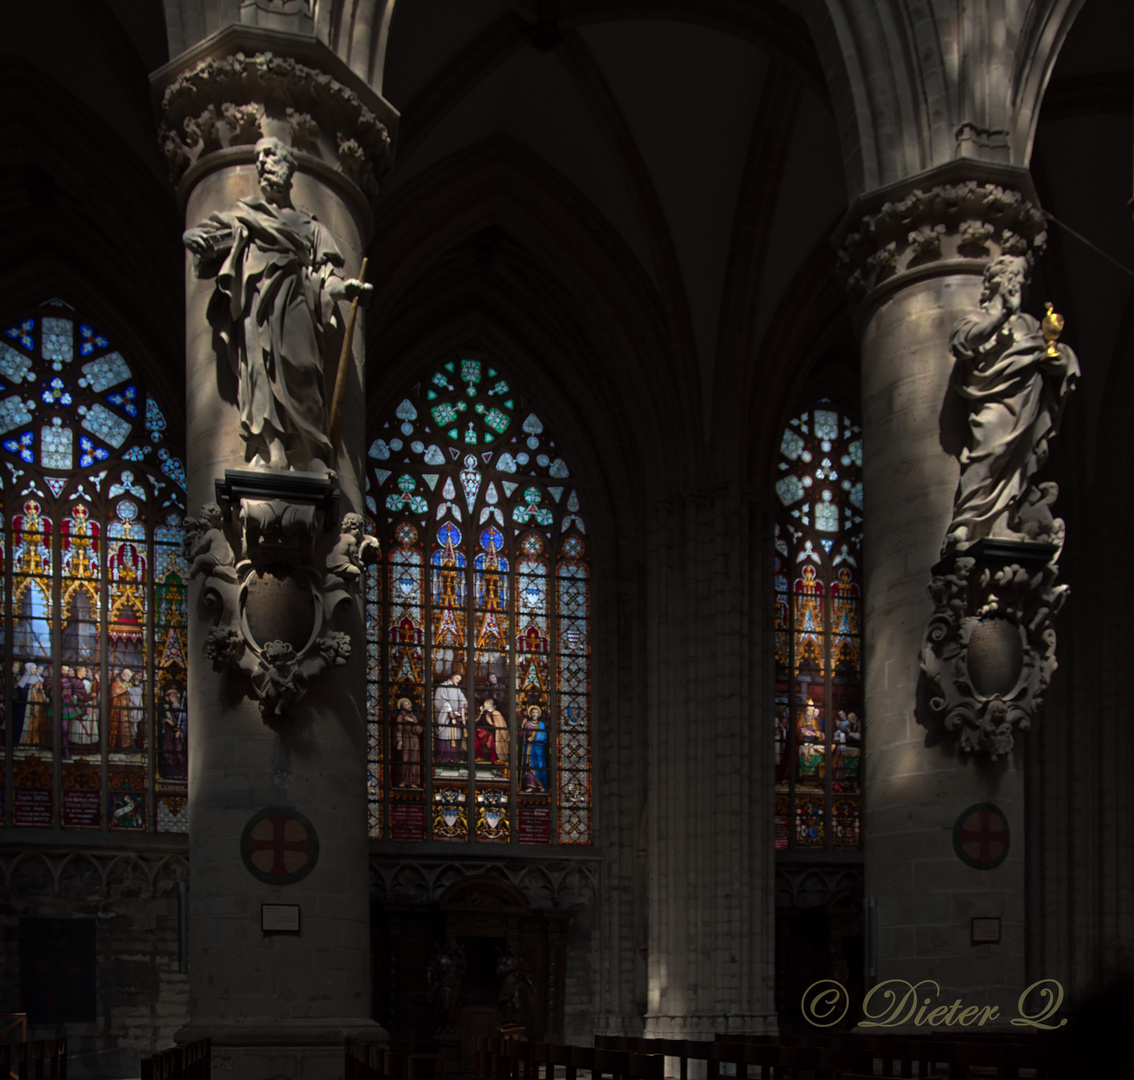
[[366, 359, 591, 845], [773, 404, 863, 854], [0, 304, 187, 833]]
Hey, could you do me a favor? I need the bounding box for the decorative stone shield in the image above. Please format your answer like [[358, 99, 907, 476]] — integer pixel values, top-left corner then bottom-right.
[[966, 617, 1025, 698], [190, 475, 373, 720], [920, 540, 1066, 758], [241, 565, 319, 652]]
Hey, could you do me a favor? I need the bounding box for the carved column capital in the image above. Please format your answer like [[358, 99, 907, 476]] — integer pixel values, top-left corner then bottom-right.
[[151, 25, 398, 217], [835, 161, 1047, 318]]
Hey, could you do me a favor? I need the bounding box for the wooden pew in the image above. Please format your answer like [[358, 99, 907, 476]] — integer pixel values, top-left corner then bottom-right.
[[709, 1039, 777, 1080], [504, 1040, 536, 1080], [0, 1039, 66, 1080], [139, 1037, 209, 1080]]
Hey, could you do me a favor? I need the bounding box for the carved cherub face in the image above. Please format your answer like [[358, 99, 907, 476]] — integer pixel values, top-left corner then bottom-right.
[[201, 502, 224, 528], [341, 512, 364, 536], [263, 640, 296, 665]]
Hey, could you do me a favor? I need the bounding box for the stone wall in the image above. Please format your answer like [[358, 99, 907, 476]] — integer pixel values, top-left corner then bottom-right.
[[0, 846, 189, 1079], [1, 847, 598, 1076]]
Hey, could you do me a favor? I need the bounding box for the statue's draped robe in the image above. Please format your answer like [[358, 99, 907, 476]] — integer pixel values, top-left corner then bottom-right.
[[947, 312, 1079, 545], [188, 196, 342, 465]]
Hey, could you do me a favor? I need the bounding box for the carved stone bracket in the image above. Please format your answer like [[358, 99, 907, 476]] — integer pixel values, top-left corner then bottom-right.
[[920, 540, 1067, 759], [153, 26, 398, 206], [190, 471, 376, 720], [835, 162, 1048, 311]]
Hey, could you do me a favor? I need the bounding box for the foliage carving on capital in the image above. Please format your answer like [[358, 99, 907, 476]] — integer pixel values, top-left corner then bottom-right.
[[287, 108, 320, 152], [221, 102, 264, 145], [837, 182, 1047, 304], [159, 51, 393, 202]]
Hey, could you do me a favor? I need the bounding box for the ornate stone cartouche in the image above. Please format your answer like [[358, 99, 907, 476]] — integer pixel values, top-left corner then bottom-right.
[[190, 474, 377, 721]]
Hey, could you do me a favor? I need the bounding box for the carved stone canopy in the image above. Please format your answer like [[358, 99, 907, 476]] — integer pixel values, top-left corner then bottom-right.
[[151, 24, 399, 211]]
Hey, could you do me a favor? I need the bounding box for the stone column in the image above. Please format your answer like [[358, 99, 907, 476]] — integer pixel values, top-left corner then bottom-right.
[[838, 163, 1050, 1024], [152, 27, 397, 1079], [642, 487, 777, 1042]]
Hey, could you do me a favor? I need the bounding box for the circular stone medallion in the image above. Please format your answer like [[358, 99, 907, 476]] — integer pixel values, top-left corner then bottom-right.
[[240, 807, 320, 885], [952, 802, 1010, 870]]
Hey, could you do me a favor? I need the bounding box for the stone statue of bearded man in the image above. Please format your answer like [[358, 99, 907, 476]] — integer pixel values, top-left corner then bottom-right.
[[183, 136, 370, 472]]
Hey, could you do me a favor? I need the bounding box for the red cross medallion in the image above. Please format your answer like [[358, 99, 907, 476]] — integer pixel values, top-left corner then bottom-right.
[[953, 803, 1009, 869], [241, 808, 319, 885]]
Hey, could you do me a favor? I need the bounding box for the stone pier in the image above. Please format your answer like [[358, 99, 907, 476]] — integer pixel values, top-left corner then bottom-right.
[[840, 163, 1051, 1023], [152, 26, 397, 1078]]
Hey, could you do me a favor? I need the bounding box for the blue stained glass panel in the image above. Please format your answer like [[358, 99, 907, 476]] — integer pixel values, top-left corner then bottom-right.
[[81, 352, 131, 392], [79, 436, 109, 468], [157, 449, 186, 489], [107, 385, 138, 417], [0, 343, 34, 383], [776, 475, 805, 506], [0, 396, 34, 434], [145, 396, 167, 439], [79, 324, 110, 356], [82, 403, 131, 447], [4, 430, 34, 463], [42, 378, 72, 406], [41, 424, 73, 470], [4, 319, 34, 350], [41, 317, 73, 366]]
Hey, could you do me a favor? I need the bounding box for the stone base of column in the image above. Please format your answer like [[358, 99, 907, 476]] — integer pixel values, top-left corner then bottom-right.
[[643, 1012, 779, 1039], [176, 1018, 388, 1080]]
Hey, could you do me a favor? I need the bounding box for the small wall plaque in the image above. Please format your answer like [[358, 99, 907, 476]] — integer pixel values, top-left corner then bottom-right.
[[971, 916, 1001, 945], [262, 904, 301, 933]]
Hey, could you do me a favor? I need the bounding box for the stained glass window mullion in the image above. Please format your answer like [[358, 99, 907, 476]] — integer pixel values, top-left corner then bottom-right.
[[98, 502, 110, 832], [51, 511, 62, 830], [2, 514, 10, 828], [146, 523, 156, 829]]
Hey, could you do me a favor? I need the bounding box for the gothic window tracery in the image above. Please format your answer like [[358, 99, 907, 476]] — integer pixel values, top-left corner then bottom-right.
[[366, 359, 591, 846], [0, 302, 187, 833], [774, 404, 863, 854]]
